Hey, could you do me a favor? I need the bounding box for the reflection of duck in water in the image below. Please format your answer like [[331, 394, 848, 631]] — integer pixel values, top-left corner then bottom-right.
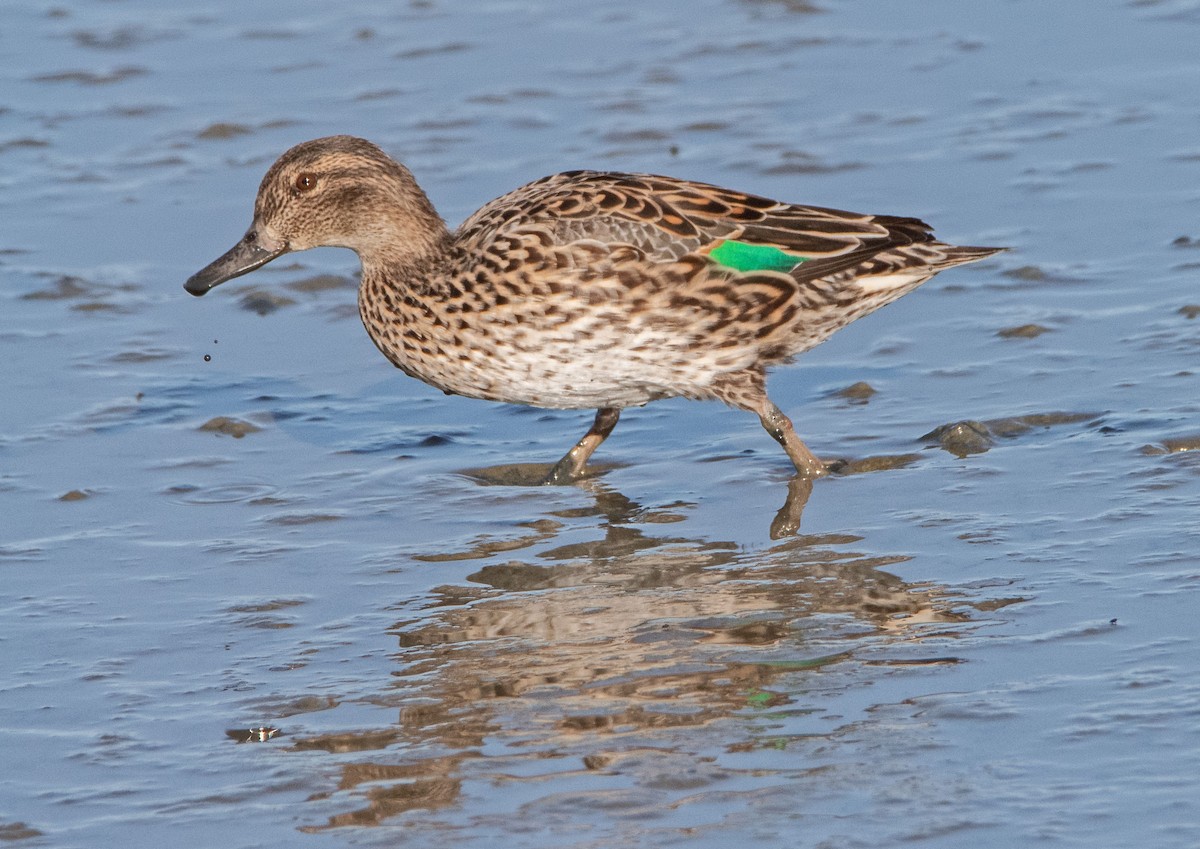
[[288, 492, 989, 831], [186, 136, 1001, 481]]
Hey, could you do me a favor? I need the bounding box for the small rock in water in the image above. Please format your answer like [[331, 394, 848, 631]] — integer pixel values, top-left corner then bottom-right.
[[1001, 265, 1048, 281], [198, 122, 251, 140], [0, 823, 43, 841], [921, 420, 994, 456], [198, 416, 261, 438], [21, 275, 89, 301], [1141, 433, 1200, 455], [921, 412, 1098, 458], [835, 381, 877, 403], [997, 323, 1051, 339]]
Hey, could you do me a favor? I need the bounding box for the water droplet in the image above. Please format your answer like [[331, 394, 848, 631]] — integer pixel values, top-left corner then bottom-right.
[[203, 354, 211, 362]]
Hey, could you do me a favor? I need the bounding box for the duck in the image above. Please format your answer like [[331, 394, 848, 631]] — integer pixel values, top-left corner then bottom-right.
[[185, 135, 1001, 482]]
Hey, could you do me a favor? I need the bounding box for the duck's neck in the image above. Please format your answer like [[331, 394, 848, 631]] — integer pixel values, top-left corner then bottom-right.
[[356, 208, 455, 297]]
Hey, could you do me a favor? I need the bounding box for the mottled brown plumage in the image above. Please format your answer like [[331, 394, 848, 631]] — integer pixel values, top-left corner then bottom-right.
[[186, 135, 1001, 480]]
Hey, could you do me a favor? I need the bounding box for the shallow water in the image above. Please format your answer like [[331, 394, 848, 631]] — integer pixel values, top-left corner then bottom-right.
[[3, 1, 1200, 846]]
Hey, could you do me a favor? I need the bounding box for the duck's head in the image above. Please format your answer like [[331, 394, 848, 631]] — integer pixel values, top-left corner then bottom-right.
[[185, 135, 445, 296]]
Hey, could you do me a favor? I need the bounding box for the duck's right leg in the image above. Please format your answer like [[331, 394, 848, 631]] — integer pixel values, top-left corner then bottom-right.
[[755, 400, 827, 477]]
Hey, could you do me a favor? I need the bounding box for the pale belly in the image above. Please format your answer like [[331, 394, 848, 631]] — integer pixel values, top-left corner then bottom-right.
[[393, 328, 703, 409], [365, 305, 755, 410]]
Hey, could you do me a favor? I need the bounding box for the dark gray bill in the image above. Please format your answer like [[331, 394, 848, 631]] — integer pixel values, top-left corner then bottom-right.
[[184, 228, 288, 296]]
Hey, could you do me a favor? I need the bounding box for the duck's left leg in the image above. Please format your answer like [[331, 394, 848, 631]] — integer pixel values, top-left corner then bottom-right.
[[543, 407, 621, 484]]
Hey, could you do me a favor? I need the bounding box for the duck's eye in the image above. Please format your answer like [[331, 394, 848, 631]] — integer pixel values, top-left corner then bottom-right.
[[293, 172, 318, 193]]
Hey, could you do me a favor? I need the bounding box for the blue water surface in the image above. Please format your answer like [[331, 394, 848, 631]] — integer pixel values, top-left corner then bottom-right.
[[2, 1, 1199, 846]]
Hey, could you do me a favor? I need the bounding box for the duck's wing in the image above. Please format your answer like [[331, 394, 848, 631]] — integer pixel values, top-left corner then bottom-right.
[[457, 170, 991, 282]]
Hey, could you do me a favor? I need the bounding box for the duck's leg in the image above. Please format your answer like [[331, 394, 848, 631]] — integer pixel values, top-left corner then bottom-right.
[[543, 407, 621, 485], [756, 400, 826, 477], [710, 368, 827, 477]]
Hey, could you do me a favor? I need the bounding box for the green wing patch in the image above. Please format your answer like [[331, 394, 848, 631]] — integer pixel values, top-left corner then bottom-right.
[[705, 239, 808, 273]]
